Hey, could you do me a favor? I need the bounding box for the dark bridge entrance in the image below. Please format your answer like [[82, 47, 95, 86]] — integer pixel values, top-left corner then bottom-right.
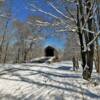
[[45, 46, 55, 57]]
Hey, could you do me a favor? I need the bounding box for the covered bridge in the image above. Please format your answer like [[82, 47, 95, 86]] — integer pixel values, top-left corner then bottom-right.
[[44, 46, 59, 60]]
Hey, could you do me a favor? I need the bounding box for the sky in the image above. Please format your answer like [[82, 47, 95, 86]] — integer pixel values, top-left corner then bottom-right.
[[11, 0, 66, 22], [4, 0, 66, 49], [11, 0, 29, 21]]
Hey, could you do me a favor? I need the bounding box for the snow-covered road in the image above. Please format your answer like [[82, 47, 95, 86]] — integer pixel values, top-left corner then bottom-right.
[[0, 61, 100, 100]]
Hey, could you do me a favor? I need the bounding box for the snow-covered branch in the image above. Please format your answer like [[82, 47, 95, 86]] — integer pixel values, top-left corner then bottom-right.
[[48, 2, 74, 21], [87, 31, 100, 47], [82, 28, 95, 34], [64, 7, 77, 24], [28, 4, 64, 22]]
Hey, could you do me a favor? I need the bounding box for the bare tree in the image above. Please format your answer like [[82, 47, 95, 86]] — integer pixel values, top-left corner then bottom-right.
[[76, 0, 100, 79], [0, 0, 13, 63]]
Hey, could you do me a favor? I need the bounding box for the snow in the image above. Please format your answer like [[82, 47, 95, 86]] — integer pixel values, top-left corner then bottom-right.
[[0, 61, 99, 100]]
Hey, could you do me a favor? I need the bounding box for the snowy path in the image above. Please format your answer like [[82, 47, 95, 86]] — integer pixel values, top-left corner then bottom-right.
[[0, 61, 100, 100]]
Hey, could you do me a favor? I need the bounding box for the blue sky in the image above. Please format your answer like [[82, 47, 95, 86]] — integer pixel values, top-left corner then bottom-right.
[[11, 0, 29, 21], [44, 37, 65, 49], [4, 0, 66, 49], [11, 0, 66, 22]]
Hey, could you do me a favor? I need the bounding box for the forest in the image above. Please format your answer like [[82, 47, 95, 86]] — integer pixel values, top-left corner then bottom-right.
[[0, 0, 100, 100]]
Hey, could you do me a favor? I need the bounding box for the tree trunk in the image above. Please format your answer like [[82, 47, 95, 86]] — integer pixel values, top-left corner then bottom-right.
[[14, 48, 20, 63], [85, 0, 94, 74], [0, 20, 9, 63], [77, 0, 94, 80], [76, 3, 84, 68], [3, 41, 9, 63], [95, 40, 100, 73], [23, 42, 33, 62], [95, 0, 100, 73]]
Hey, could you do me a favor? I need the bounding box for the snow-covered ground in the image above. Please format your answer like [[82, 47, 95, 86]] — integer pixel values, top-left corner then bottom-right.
[[0, 61, 99, 100]]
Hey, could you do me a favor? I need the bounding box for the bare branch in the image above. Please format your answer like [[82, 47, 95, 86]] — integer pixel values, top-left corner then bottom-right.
[[65, 7, 77, 24], [28, 4, 64, 22], [82, 28, 95, 34], [87, 31, 100, 47], [48, 2, 74, 21]]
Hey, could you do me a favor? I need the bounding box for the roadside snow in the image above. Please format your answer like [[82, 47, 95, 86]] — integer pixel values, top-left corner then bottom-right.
[[0, 61, 99, 100]]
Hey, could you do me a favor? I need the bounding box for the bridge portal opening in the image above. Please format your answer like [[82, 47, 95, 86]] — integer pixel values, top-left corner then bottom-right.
[[45, 46, 55, 57]]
